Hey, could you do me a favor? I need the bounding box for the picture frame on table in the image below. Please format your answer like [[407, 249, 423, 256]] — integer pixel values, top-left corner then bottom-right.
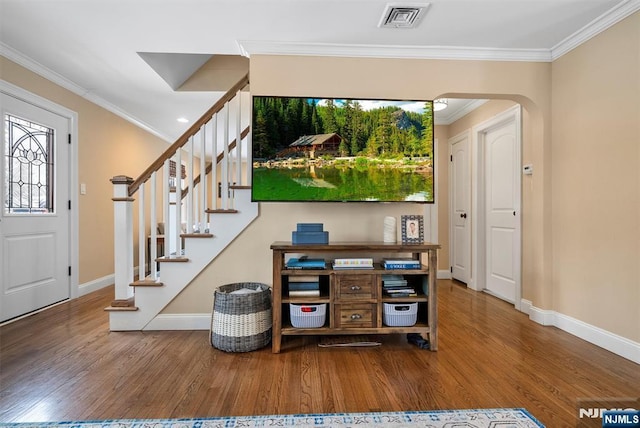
[[401, 215, 424, 244]]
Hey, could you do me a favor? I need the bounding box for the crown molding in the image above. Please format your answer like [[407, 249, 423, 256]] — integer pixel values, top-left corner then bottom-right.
[[435, 99, 488, 125], [238, 40, 552, 62], [0, 42, 172, 143], [239, 0, 639, 63], [551, 0, 640, 60]]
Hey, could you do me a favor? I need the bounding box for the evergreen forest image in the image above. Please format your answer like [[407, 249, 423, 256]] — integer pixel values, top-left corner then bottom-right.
[[251, 96, 434, 202]]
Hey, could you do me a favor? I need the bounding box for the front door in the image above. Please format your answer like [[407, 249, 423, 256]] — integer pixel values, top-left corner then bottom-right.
[[484, 117, 520, 303], [0, 92, 70, 322]]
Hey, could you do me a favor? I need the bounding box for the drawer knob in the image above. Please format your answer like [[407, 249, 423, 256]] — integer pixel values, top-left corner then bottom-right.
[[350, 285, 361, 291], [350, 313, 362, 320]]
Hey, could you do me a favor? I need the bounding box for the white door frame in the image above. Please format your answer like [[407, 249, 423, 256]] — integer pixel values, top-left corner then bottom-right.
[[423, 138, 438, 248], [1, 80, 79, 300], [448, 130, 471, 286], [470, 104, 522, 310]]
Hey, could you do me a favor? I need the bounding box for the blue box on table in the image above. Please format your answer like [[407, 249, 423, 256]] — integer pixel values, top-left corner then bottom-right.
[[296, 223, 324, 232], [292, 231, 329, 245], [292, 223, 329, 244]]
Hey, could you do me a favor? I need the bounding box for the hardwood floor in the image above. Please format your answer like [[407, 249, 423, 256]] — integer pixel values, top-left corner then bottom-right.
[[1, 280, 637, 427]]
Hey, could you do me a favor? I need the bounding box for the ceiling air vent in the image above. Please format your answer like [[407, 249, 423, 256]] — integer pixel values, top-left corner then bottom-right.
[[378, 3, 430, 29]]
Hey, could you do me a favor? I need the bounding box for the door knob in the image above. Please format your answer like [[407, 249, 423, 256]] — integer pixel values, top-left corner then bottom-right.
[[460, 213, 467, 218]]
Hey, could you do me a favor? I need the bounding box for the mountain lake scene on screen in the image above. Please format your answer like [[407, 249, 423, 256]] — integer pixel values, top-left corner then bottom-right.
[[252, 97, 434, 202]]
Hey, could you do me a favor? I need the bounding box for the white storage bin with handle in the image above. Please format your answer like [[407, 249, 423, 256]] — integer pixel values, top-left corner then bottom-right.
[[383, 302, 418, 327], [290, 303, 326, 328]]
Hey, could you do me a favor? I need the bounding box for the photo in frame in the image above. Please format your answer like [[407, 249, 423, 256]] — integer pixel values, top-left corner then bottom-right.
[[401, 215, 424, 244]]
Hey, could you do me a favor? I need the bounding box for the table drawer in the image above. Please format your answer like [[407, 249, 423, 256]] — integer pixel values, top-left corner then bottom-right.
[[335, 303, 377, 328], [335, 274, 376, 300]]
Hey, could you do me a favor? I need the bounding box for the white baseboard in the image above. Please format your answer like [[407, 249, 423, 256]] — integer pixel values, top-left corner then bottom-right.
[[78, 273, 115, 296], [78, 264, 148, 297], [438, 269, 452, 279], [525, 300, 640, 364], [528, 305, 556, 326], [145, 313, 212, 330]]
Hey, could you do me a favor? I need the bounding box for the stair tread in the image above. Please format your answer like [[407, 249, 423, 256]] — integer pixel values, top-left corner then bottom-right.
[[105, 296, 137, 311], [180, 233, 214, 238], [157, 255, 189, 262], [205, 209, 239, 214], [104, 305, 139, 312], [130, 279, 164, 287], [110, 297, 135, 307]]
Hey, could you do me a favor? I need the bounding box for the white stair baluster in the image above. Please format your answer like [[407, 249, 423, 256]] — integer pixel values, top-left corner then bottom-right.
[[236, 91, 242, 188], [200, 122, 207, 231], [138, 183, 145, 281], [222, 103, 229, 210], [211, 114, 218, 212], [163, 159, 170, 261], [150, 171, 158, 280], [186, 136, 194, 234], [175, 150, 182, 255]]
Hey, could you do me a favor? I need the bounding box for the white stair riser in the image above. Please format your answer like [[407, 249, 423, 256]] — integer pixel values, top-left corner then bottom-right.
[[109, 190, 257, 331]]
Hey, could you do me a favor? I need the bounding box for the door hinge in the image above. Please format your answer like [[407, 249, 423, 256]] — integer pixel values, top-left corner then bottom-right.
[[68, 134, 71, 144], [450, 266, 453, 273], [68, 200, 71, 210], [450, 155, 453, 162], [68, 266, 72, 276]]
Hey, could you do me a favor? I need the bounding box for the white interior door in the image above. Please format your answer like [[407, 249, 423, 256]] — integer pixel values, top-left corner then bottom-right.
[[450, 132, 470, 284], [484, 118, 520, 303], [1, 92, 70, 322]]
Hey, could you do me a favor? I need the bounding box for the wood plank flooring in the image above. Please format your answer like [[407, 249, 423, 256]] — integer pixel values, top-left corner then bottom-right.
[[1, 280, 638, 427]]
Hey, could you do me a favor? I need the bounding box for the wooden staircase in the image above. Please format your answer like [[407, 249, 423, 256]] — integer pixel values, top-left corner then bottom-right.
[[107, 74, 256, 331]]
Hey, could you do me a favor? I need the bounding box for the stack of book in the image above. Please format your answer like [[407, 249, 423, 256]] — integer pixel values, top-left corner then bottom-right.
[[382, 259, 421, 270], [286, 257, 327, 269], [332, 258, 374, 269], [288, 275, 320, 297], [382, 274, 416, 297]]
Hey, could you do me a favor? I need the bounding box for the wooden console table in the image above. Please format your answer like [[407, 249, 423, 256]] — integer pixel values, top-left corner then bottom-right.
[[270, 241, 440, 353]]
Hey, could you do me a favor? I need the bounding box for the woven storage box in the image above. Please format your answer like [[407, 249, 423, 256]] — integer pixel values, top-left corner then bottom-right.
[[210, 282, 272, 352]]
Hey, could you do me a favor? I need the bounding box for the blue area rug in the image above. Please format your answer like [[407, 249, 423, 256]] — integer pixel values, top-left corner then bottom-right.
[[0, 408, 544, 427]]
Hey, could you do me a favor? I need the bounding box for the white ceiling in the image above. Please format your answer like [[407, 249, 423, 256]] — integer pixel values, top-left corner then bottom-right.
[[1, 0, 638, 141]]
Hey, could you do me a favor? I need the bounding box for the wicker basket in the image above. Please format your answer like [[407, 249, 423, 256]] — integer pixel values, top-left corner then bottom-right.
[[210, 282, 272, 352]]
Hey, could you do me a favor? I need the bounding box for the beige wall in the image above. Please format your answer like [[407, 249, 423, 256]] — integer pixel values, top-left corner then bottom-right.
[[174, 15, 640, 344], [169, 55, 552, 314], [551, 13, 639, 341], [1, 57, 169, 284]]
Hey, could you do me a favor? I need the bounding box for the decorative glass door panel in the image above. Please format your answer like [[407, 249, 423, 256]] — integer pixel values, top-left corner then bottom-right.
[[4, 114, 54, 214]]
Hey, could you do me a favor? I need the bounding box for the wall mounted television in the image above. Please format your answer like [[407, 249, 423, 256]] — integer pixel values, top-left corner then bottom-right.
[[251, 96, 434, 203]]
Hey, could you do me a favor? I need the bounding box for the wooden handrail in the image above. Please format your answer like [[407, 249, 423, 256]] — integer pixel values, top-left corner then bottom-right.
[[128, 73, 250, 197], [181, 126, 251, 199]]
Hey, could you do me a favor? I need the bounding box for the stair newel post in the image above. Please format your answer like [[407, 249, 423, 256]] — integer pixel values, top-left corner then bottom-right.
[[222, 102, 229, 210], [199, 122, 207, 232], [111, 175, 135, 301]]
